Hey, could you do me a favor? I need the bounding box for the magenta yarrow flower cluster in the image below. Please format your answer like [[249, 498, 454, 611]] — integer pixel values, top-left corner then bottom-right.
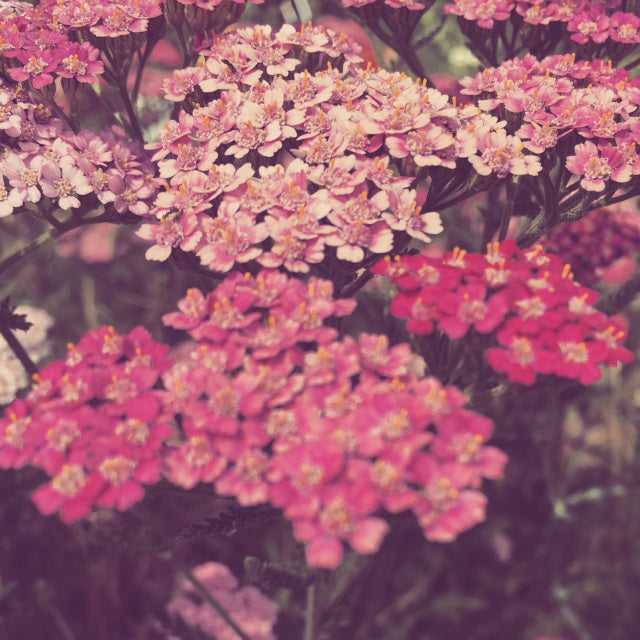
[[163, 270, 506, 568], [167, 562, 278, 640], [0, 0, 266, 91], [0, 77, 158, 216], [0, 1, 104, 90], [541, 201, 640, 286], [0, 325, 174, 522], [138, 23, 546, 273], [445, 0, 640, 46], [461, 54, 640, 193], [374, 240, 633, 386], [0, 270, 506, 568]]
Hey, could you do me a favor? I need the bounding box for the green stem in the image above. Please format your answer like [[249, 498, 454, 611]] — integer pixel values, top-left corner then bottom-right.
[[0, 228, 60, 275], [0, 208, 134, 276], [540, 169, 558, 220], [132, 40, 158, 105], [304, 583, 316, 640], [596, 271, 640, 315], [427, 183, 490, 212], [516, 210, 551, 247], [413, 14, 446, 49], [498, 176, 519, 241], [623, 54, 640, 71], [117, 77, 144, 142]]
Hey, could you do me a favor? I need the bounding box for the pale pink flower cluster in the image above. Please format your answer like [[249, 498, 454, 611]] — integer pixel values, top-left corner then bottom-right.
[[0, 77, 158, 216], [23, 0, 165, 40], [0, 0, 267, 91], [175, 0, 264, 9], [445, 0, 514, 29], [139, 24, 542, 273], [167, 562, 278, 640], [0, 271, 507, 568], [445, 0, 640, 46], [461, 55, 640, 192]]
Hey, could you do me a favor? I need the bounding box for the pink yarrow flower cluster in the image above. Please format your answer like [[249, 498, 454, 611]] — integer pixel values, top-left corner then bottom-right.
[[0, 271, 507, 568], [167, 562, 278, 640], [0, 0, 265, 91], [461, 55, 640, 193], [445, 0, 640, 47], [161, 270, 506, 568], [139, 23, 543, 273], [445, 0, 515, 29], [0, 77, 159, 216], [0, 326, 174, 522], [374, 240, 634, 386], [0, 2, 104, 89]]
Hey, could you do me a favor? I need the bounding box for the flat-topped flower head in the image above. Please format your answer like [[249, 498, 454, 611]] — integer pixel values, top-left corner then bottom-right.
[[379, 241, 634, 386]]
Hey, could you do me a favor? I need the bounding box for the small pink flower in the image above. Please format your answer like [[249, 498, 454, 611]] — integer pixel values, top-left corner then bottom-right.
[[469, 129, 541, 179], [32, 464, 104, 523], [609, 11, 640, 43], [568, 8, 610, 44], [57, 42, 104, 83], [165, 434, 228, 489], [137, 213, 202, 261], [8, 50, 58, 88], [39, 164, 91, 209], [566, 141, 631, 192]]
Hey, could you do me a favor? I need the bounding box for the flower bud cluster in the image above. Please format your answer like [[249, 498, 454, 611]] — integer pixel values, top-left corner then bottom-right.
[[541, 201, 640, 286], [374, 240, 634, 385]]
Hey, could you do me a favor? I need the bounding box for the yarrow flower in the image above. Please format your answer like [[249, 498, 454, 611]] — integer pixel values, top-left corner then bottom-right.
[[140, 24, 550, 274], [374, 240, 634, 386], [445, 0, 640, 54], [0, 271, 507, 568], [0, 326, 173, 522], [460, 55, 640, 201], [0, 71, 160, 218]]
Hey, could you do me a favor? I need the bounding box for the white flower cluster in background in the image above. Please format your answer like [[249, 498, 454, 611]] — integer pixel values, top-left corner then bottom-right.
[[0, 305, 53, 404]]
